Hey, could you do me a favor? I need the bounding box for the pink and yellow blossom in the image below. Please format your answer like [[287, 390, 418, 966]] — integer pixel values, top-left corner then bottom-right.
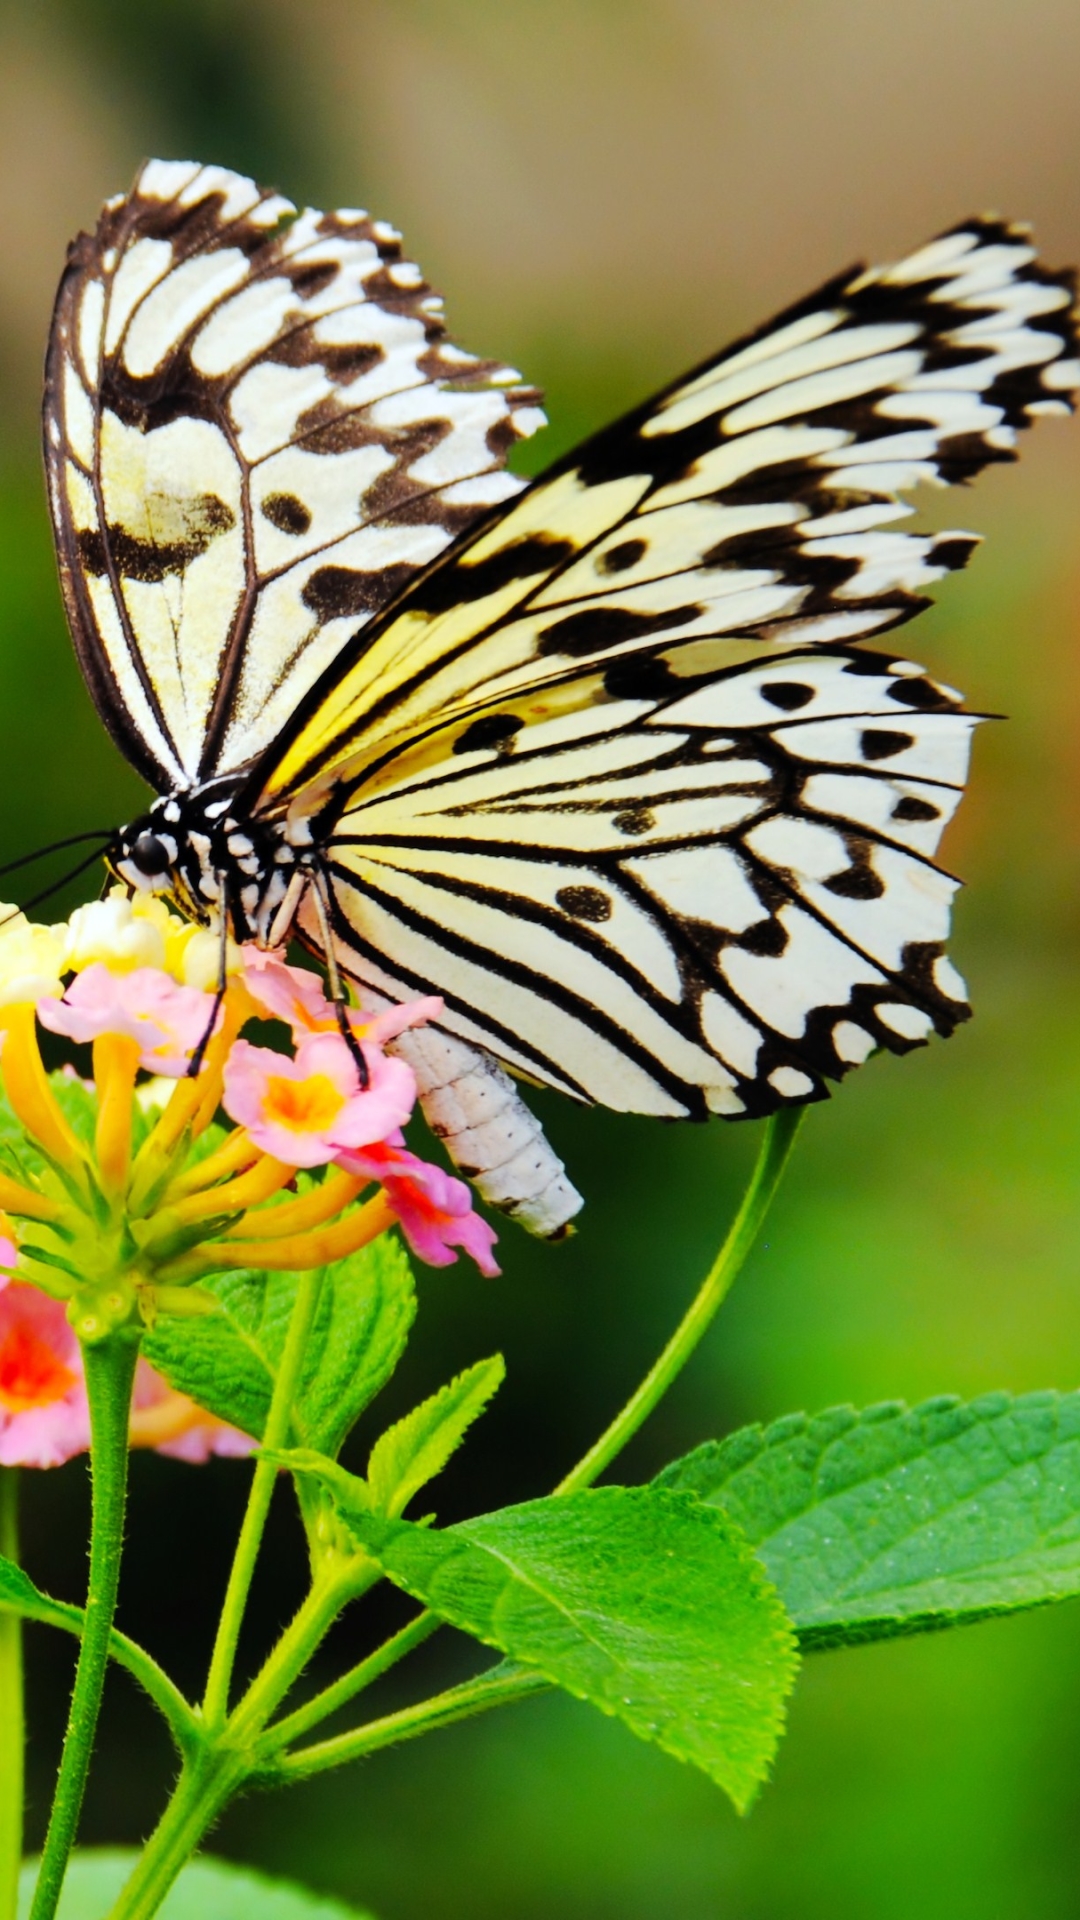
[[222, 1031, 417, 1167], [38, 964, 220, 1077]]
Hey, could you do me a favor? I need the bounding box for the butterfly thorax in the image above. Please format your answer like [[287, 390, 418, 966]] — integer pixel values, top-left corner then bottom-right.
[[109, 783, 310, 945]]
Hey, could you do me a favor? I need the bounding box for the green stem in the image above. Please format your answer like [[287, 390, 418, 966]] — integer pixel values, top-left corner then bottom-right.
[[0, 1471, 23, 1920], [105, 1753, 245, 1920], [30, 1334, 140, 1920], [201, 1267, 326, 1730], [267, 1112, 803, 1775], [256, 1608, 442, 1759], [557, 1108, 803, 1494], [270, 1663, 551, 1782], [224, 1562, 374, 1745]]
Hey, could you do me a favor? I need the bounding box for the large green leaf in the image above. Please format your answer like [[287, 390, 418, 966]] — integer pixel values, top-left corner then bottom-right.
[[286, 1467, 798, 1811], [656, 1390, 1080, 1647], [144, 1233, 415, 1453], [0, 1555, 196, 1749], [17, 1851, 376, 1919]]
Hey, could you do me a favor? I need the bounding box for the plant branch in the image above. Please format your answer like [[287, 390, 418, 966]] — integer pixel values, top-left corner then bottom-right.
[[256, 1609, 442, 1759], [29, 1333, 140, 1920], [0, 1471, 23, 1920], [557, 1109, 803, 1494], [201, 1266, 326, 1730], [267, 1662, 551, 1782]]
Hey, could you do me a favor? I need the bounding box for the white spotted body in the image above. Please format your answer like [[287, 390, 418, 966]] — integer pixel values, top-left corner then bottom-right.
[[45, 163, 1079, 1229]]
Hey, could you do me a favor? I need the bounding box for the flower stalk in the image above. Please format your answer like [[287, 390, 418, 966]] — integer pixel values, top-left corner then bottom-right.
[[29, 1327, 141, 1920], [0, 1468, 23, 1920]]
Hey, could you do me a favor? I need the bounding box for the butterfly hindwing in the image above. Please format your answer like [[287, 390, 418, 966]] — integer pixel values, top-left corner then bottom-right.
[[301, 647, 974, 1119], [44, 158, 545, 791]]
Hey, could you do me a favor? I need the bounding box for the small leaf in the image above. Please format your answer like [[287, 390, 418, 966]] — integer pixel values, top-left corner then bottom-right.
[[656, 1389, 1080, 1647], [144, 1233, 415, 1453], [285, 1469, 798, 1811], [366, 1356, 505, 1517], [17, 1849, 377, 1919]]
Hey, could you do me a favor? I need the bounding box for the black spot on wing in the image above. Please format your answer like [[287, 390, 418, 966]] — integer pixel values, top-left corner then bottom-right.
[[453, 713, 524, 756], [892, 795, 940, 822], [261, 491, 312, 535], [555, 885, 613, 922], [537, 602, 702, 659], [860, 727, 915, 760], [301, 563, 417, 622], [762, 681, 815, 711], [612, 807, 656, 835], [597, 537, 648, 575], [887, 676, 953, 710]]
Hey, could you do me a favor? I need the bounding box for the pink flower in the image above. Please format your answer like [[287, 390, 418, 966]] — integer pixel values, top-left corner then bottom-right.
[[241, 948, 442, 1048], [37, 964, 219, 1076], [0, 1252, 253, 1467], [130, 1364, 256, 1463], [222, 1031, 417, 1168], [337, 1141, 500, 1277]]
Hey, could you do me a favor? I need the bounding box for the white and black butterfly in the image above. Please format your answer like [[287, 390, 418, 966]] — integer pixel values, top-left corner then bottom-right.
[[42, 159, 1079, 1234]]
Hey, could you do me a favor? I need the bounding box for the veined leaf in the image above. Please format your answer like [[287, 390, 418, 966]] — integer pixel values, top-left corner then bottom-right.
[[656, 1390, 1080, 1647], [144, 1232, 415, 1454], [283, 1468, 798, 1811]]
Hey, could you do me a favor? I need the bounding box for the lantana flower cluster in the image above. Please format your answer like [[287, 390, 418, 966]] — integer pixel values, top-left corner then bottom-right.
[[0, 892, 498, 1469]]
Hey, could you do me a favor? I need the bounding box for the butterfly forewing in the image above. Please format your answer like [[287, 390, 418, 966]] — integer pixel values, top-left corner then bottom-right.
[[255, 217, 1076, 807], [44, 158, 545, 791]]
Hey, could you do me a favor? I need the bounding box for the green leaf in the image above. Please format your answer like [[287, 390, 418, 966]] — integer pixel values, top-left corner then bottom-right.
[[655, 1390, 1080, 1647], [365, 1357, 505, 1517], [17, 1850, 377, 1919], [0, 1554, 196, 1749], [285, 1470, 798, 1811], [143, 1233, 415, 1454]]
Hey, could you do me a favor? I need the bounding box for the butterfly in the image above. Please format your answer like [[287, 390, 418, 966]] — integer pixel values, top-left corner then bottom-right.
[[42, 159, 1079, 1236]]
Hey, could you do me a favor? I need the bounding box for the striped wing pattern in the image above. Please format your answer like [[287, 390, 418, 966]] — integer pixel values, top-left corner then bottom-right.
[[258, 216, 1078, 808], [303, 648, 976, 1118], [43, 165, 1080, 1145], [44, 159, 544, 792]]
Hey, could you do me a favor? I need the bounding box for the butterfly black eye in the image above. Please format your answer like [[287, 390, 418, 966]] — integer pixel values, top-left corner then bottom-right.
[[129, 832, 169, 877]]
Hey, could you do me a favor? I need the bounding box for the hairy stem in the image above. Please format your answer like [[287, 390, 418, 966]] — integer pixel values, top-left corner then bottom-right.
[[105, 1752, 245, 1920], [269, 1113, 803, 1773], [271, 1663, 551, 1781], [201, 1266, 326, 1730], [30, 1334, 140, 1920], [256, 1609, 442, 1759], [558, 1109, 803, 1493], [0, 1471, 23, 1920]]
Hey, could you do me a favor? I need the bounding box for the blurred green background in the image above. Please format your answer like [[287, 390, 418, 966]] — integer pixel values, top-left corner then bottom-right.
[[3, 2, 1080, 1915]]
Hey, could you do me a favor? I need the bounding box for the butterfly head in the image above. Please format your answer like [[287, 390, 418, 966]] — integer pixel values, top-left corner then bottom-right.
[[108, 784, 304, 944]]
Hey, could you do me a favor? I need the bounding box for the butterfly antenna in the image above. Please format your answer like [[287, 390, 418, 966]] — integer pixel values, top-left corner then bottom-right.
[[310, 863, 370, 1089], [0, 844, 115, 931], [0, 829, 114, 881]]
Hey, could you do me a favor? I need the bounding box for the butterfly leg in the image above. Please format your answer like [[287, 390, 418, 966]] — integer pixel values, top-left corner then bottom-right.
[[309, 861, 371, 1090], [188, 881, 231, 1078]]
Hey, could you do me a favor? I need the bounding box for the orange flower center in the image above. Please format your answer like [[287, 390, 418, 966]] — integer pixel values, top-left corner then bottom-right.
[[0, 1324, 77, 1412], [263, 1071, 347, 1135]]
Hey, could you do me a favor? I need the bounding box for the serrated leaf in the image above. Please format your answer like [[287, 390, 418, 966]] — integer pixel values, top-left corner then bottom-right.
[[656, 1390, 1080, 1647], [143, 1234, 415, 1453], [285, 1470, 798, 1810], [365, 1356, 505, 1517], [17, 1849, 377, 1919]]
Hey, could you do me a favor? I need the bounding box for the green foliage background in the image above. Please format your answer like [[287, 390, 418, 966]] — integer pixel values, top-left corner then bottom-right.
[[1, 1, 1079, 1914]]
